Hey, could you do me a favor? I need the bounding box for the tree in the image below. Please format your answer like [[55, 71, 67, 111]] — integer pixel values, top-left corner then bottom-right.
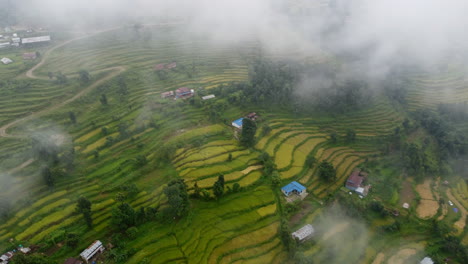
[[35, 51, 41, 58], [163, 179, 190, 218], [68, 111, 76, 124], [318, 161, 336, 182], [306, 155, 316, 168], [240, 118, 257, 147], [346, 129, 356, 143], [227, 153, 233, 162], [330, 131, 338, 143], [78, 70, 91, 84], [213, 181, 224, 199], [66, 232, 80, 247], [47, 72, 54, 79], [55, 71, 68, 84], [192, 182, 201, 198], [271, 170, 281, 186], [42, 167, 54, 187], [76, 197, 93, 228], [218, 174, 225, 189], [100, 94, 108, 105], [111, 202, 136, 231]]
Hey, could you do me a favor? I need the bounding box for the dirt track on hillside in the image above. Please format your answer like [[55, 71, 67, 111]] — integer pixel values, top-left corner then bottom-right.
[[447, 189, 467, 232]]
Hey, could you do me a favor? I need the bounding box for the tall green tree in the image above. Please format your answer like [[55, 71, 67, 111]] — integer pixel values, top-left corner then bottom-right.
[[163, 179, 190, 218], [42, 167, 54, 187], [100, 94, 108, 105], [346, 129, 356, 143], [240, 118, 257, 147], [76, 197, 93, 228], [318, 161, 336, 182], [111, 202, 136, 231], [78, 70, 91, 84], [68, 111, 76, 124]]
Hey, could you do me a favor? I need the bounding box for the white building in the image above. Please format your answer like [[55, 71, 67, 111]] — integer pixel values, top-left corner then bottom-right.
[[80, 240, 105, 263], [292, 224, 315, 242], [22, 35, 51, 44], [1, 58, 13, 64], [420, 257, 434, 264], [202, 94, 215, 100], [0, 42, 10, 49]]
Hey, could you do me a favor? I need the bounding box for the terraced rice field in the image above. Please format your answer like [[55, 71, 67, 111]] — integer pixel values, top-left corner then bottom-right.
[[405, 64, 468, 111]]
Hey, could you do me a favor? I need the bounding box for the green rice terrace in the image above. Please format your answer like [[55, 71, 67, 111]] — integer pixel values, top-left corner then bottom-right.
[[0, 24, 467, 264]]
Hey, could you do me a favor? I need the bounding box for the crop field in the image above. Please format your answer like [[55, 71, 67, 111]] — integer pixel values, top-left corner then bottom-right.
[[405, 64, 468, 111], [2, 21, 467, 264]]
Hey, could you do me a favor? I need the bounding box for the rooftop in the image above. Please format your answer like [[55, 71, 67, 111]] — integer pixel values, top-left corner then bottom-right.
[[232, 118, 244, 128], [292, 224, 314, 241], [346, 171, 364, 188], [22, 35, 51, 44], [282, 181, 306, 193]]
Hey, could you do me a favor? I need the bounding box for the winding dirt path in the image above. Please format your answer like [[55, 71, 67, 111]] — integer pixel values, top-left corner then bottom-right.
[[1, 22, 184, 139]]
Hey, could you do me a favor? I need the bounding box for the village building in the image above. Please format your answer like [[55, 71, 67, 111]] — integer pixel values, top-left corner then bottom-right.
[[231, 118, 244, 129], [246, 112, 258, 121], [11, 37, 20, 44], [420, 257, 434, 264], [345, 170, 367, 191], [1, 58, 13, 64], [0, 42, 10, 49], [21, 35, 51, 45], [292, 224, 315, 242], [175, 87, 194, 98], [202, 94, 215, 100], [80, 240, 105, 263], [402, 203, 410, 209], [23, 52, 37, 60], [161, 90, 175, 99], [166, 62, 177, 69], [281, 181, 306, 197], [18, 247, 31, 254]]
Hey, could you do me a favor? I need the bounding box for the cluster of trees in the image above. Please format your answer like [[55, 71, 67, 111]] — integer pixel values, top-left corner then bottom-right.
[[192, 175, 242, 201], [240, 118, 257, 147], [76, 197, 93, 228], [318, 161, 336, 182], [163, 179, 190, 218], [426, 220, 468, 263]]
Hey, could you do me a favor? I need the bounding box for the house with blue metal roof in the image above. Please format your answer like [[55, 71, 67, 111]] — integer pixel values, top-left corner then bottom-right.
[[231, 118, 244, 129], [281, 181, 306, 197]]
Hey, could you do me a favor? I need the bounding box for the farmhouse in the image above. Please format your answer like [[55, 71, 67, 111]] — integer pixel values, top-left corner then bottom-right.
[[166, 62, 177, 69], [1, 57, 13, 64], [161, 91, 175, 99], [80, 240, 105, 263], [23, 52, 37, 60], [202, 94, 215, 100], [247, 112, 258, 120], [281, 181, 306, 197], [175, 87, 194, 98], [345, 170, 366, 191], [420, 257, 434, 264], [0, 42, 9, 49], [231, 118, 244, 129], [292, 224, 315, 242], [21, 35, 51, 45]]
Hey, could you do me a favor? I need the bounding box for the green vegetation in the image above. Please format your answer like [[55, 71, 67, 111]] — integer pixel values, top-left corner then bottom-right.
[[0, 23, 467, 264]]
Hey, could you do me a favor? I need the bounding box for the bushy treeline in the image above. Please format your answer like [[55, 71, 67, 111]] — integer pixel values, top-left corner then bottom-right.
[[206, 59, 372, 114]]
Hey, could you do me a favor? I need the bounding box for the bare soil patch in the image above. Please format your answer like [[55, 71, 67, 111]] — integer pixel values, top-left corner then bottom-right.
[[322, 222, 349, 240], [387, 248, 417, 264], [290, 202, 313, 225], [416, 180, 439, 219], [241, 165, 263, 175], [371, 253, 385, 264], [400, 178, 415, 204]]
